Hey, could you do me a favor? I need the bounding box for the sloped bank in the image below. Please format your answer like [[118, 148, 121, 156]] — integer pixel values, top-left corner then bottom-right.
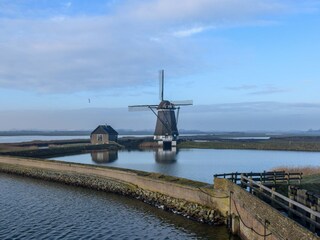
[[0, 156, 228, 225], [0, 143, 121, 158]]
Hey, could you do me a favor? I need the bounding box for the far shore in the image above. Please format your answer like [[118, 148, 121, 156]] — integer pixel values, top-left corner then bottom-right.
[[3, 135, 320, 153]]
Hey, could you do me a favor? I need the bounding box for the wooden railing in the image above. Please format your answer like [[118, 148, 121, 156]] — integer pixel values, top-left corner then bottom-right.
[[241, 175, 320, 233], [214, 171, 302, 186]]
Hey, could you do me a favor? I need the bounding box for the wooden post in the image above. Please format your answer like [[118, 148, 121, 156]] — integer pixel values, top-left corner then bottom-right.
[[297, 189, 308, 226], [299, 172, 302, 185], [271, 187, 276, 207], [250, 173, 253, 194], [235, 172, 238, 184], [231, 214, 240, 235], [310, 205, 316, 232], [288, 186, 294, 218]]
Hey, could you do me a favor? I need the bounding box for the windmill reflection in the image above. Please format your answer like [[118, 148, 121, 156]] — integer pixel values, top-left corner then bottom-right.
[[91, 150, 118, 163], [154, 147, 178, 163]]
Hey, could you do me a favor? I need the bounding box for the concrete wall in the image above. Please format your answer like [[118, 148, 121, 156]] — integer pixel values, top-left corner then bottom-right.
[[215, 178, 319, 240], [0, 155, 228, 224]]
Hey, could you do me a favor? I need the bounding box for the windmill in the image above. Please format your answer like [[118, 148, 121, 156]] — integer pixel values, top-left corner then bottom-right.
[[128, 70, 193, 149]]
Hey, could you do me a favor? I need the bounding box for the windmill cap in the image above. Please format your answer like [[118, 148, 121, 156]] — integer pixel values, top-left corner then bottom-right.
[[158, 100, 174, 109]]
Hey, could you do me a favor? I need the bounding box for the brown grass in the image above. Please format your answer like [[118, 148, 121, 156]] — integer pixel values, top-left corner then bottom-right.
[[271, 166, 320, 176]]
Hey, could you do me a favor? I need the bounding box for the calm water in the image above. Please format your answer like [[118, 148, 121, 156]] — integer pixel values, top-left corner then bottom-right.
[[52, 148, 320, 183], [0, 173, 237, 240], [2, 136, 319, 239]]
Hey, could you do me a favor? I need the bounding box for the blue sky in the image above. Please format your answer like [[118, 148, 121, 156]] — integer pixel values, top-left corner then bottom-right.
[[0, 0, 320, 131]]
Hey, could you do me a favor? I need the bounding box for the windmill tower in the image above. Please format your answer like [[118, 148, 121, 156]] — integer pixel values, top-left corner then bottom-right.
[[128, 70, 193, 149]]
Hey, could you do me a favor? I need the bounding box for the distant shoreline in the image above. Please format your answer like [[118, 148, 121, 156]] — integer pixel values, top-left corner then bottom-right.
[[3, 134, 320, 153], [2, 129, 320, 137]]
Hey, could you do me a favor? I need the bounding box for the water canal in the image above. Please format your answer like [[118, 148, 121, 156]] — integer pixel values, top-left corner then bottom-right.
[[2, 136, 320, 239], [51, 148, 320, 183], [0, 173, 238, 240]]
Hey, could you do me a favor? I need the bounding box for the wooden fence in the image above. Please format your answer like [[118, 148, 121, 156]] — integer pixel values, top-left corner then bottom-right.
[[240, 175, 320, 234], [214, 171, 302, 186]]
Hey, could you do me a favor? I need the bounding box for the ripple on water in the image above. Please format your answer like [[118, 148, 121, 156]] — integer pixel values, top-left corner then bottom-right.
[[0, 174, 239, 240]]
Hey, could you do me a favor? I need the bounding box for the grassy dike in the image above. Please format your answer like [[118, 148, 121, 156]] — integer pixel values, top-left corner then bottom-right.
[[178, 138, 320, 152], [0, 156, 228, 225]]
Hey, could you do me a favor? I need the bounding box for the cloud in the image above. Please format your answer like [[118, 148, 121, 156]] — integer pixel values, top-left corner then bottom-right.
[[173, 26, 212, 37], [248, 86, 288, 95], [226, 84, 257, 90], [1, 101, 320, 131], [0, 0, 318, 93], [64, 2, 72, 9], [226, 84, 287, 95]]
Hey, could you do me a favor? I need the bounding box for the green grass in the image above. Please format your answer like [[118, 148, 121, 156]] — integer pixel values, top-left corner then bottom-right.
[[300, 174, 320, 194], [276, 174, 320, 196], [178, 140, 320, 152]]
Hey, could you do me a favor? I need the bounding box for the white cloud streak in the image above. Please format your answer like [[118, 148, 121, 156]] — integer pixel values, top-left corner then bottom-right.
[[0, 0, 317, 93]]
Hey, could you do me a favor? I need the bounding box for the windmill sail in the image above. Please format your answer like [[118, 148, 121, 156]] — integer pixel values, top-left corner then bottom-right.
[[171, 100, 193, 106], [159, 69, 164, 101], [128, 104, 158, 111]]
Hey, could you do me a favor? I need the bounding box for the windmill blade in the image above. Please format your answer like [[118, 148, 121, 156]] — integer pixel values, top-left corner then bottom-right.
[[176, 107, 180, 125], [171, 100, 193, 106], [159, 69, 164, 101], [128, 105, 158, 111]]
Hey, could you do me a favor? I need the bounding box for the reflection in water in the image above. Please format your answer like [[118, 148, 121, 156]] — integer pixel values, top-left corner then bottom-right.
[[154, 147, 178, 163], [53, 148, 320, 184], [91, 150, 118, 163], [90, 149, 178, 165], [1, 174, 238, 240]]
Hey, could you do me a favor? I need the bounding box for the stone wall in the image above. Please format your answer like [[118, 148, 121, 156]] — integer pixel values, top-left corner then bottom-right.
[[0, 156, 228, 225], [215, 178, 319, 240]]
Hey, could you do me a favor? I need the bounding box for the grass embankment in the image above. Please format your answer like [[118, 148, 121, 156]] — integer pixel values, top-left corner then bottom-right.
[[0, 142, 121, 158], [178, 139, 320, 152], [272, 166, 320, 195]]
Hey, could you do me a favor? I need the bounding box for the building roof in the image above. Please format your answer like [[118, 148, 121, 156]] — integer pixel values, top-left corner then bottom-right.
[[91, 125, 118, 135]]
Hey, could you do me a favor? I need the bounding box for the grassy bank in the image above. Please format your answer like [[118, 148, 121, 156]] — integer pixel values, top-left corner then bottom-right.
[[178, 139, 320, 152], [272, 166, 320, 195]]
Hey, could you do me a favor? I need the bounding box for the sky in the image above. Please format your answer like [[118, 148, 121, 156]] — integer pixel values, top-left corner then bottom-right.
[[0, 0, 320, 131]]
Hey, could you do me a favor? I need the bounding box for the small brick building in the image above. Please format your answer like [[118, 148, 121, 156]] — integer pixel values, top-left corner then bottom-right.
[[90, 125, 118, 144]]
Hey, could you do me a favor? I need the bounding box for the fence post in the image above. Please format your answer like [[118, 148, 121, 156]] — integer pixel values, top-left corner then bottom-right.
[[240, 174, 245, 188], [231, 214, 240, 235], [297, 188, 308, 226], [271, 187, 276, 207], [299, 172, 302, 184], [310, 205, 316, 232], [288, 186, 294, 218], [235, 172, 238, 184], [250, 173, 253, 194]]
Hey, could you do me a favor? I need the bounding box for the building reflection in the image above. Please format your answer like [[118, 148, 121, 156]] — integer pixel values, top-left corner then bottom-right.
[[154, 147, 178, 163], [91, 150, 118, 163]]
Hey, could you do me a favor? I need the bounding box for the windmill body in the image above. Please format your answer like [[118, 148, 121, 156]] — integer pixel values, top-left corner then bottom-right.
[[128, 70, 192, 149], [154, 100, 179, 144]]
